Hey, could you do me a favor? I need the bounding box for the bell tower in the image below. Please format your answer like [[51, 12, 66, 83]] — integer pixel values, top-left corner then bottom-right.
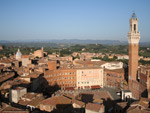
[[128, 13, 140, 88]]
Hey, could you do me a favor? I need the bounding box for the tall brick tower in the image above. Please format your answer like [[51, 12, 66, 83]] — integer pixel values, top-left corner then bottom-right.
[[128, 13, 140, 89]]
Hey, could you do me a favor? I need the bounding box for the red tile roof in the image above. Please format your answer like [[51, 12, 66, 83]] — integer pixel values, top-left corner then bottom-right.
[[86, 103, 104, 112], [41, 95, 71, 106]]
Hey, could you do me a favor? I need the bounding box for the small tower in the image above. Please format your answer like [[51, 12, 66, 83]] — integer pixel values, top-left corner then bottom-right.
[[128, 13, 140, 89], [41, 47, 44, 52]]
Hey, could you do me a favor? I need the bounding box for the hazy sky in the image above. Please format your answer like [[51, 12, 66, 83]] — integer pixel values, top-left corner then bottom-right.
[[0, 0, 149, 41]]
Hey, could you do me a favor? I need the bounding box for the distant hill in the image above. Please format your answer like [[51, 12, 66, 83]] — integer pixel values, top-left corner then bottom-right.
[[0, 39, 127, 45], [0, 40, 11, 43], [0, 39, 150, 46], [44, 39, 128, 45]]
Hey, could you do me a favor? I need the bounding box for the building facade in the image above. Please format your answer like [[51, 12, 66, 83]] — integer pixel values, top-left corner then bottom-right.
[[9, 87, 27, 103], [76, 68, 104, 89], [34, 47, 44, 58], [44, 68, 76, 90], [22, 55, 31, 67], [105, 68, 125, 88]]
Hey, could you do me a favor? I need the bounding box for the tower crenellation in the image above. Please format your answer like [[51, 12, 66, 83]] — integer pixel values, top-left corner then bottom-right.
[[128, 13, 140, 44]]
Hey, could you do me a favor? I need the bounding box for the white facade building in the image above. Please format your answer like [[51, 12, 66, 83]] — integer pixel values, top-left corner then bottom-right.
[[101, 62, 123, 70], [9, 87, 27, 103], [117, 55, 129, 60]]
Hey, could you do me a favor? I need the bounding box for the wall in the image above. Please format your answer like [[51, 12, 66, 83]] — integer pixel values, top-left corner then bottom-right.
[[77, 68, 103, 89]]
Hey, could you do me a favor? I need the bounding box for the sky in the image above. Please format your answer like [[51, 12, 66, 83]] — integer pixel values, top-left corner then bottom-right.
[[0, 0, 149, 41]]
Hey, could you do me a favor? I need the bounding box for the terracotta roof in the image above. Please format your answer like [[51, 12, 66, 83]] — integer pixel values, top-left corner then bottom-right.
[[41, 95, 71, 106], [1, 106, 29, 113], [0, 72, 15, 83], [105, 68, 124, 73], [18, 100, 30, 106], [77, 91, 113, 103], [131, 100, 149, 109], [28, 96, 45, 107], [22, 93, 36, 100], [86, 103, 104, 112], [75, 66, 102, 69], [72, 99, 85, 106], [93, 99, 103, 104], [127, 106, 150, 113], [0, 77, 30, 90], [116, 102, 128, 109], [22, 55, 29, 58], [0, 59, 12, 63], [63, 94, 75, 99], [75, 60, 106, 67]]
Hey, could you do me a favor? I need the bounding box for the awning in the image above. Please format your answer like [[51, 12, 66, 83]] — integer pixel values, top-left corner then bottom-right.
[[91, 85, 101, 89]]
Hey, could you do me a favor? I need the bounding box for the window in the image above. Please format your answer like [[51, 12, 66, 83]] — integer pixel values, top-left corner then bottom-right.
[[134, 24, 136, 31]]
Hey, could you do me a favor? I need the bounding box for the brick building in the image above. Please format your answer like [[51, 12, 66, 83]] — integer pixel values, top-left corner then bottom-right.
[[45, 61, 105, 90], [105, 68, 125, 88], [44, 61, 76, 90], [138, 66, 150, 87], [44, 68, 76, 90]]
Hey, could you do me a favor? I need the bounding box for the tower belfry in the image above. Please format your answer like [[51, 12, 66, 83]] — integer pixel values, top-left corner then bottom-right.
[[128, 13, 140, 88]]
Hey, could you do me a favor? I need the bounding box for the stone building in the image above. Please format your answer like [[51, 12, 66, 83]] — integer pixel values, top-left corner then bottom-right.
[[22, 55, 31, 67], [9, 87, 27, 103]]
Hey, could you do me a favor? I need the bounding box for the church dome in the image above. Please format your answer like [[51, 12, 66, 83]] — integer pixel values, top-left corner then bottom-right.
[[16, 49, 22, 60]]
